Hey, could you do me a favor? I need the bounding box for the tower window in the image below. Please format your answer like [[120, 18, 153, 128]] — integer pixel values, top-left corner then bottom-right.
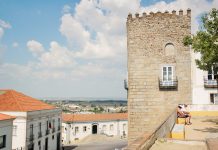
[[165, 43, 175, 56]]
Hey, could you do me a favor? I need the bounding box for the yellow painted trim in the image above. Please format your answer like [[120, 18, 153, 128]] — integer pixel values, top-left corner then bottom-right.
[[190, 111, 218, 116], [171, 132, 184, 139], [177, 118, 186, 124]]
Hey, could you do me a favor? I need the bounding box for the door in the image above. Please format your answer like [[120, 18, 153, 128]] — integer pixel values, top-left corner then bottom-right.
[[45, 138, 48, 150], [92, 125, 97, 134], [56, 133, 60, 150]]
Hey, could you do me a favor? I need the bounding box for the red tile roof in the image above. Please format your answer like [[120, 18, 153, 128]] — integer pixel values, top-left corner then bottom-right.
[[0, 113, 16, 121], [0, 89, 55, 112], [62, 113, 128, 122]]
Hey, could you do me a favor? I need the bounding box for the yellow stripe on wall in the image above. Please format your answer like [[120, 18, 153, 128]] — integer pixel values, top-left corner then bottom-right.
[[190, 111, 218, 116]]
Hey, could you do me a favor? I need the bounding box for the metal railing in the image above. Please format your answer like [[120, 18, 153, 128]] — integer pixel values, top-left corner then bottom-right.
[[29, 134, 34, 141], [204, 76, 218, 88], [52, 128, 55, 133], [124, 79, 128, 90], [38, 131, 42, 138], [159, 77, 178, 89], [46, 129, 50, 135]]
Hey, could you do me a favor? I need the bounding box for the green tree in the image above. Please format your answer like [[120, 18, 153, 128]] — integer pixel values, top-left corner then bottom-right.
[[183, 8, 218, 71], [183, 8, 218, 93], [99, 106, 104, 112]]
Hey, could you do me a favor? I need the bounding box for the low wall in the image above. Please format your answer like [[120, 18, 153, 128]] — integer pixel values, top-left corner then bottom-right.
[[189, 104, 218, 116], [125, 108, 177, 150], [189, 104, 218, 111]]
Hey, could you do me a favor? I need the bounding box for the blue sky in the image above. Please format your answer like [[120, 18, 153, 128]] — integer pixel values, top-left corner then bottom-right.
[[0, 0, 217, 98]]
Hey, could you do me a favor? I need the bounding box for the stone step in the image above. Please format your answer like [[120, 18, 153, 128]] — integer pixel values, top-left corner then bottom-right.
[[171, 124, 185, 139]]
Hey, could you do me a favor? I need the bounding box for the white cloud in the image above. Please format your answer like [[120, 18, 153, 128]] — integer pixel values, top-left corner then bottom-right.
[[0, 63, 32, 79], [0, 18, 11, 57], [75, 32, 116, 59], [60, 14, 90, 48], [33, 70, 66, 79], [0, 27, 3, 39], [27, 40, 76, 69], [12, 42, 19, 48], [62, 5, 71, 14], [0, 19, 11, 29], [99, 0, 140, 17], [38, 41, 76, 68], [71, 63, 105, 78], [59, 0, 134, 59], [0, 19, 11, 41], [27, 40, 45, 56]]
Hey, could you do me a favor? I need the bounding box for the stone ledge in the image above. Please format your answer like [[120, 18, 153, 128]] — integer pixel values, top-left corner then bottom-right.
[[125, 108, 177, 150]]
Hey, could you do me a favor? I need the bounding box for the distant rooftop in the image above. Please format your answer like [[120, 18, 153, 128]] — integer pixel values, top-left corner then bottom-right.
[[0, 113, 16, 121], [62, 113, 128, 123], [0, 89, 55, 112]]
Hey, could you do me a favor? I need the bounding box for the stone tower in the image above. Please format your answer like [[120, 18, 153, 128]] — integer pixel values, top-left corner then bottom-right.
[[127, 9, 192, 143]]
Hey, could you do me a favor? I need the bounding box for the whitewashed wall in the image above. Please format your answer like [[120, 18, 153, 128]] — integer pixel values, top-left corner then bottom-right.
[[191, 52, 217, 104], [26, 109, 62, 150], [0, 109, 61, 150], [0, 111, 27, 150], [0, 119, 13, 150], [62, 120, 127, 144]]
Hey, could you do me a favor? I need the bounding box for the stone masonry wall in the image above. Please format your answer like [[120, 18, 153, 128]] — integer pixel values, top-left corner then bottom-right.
[[127, 9, 192, 144]]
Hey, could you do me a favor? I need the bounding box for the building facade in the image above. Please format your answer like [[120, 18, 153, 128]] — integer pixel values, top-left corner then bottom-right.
[[192, 53, 218, 104], [0, 90, 62, 150], [126, 9, 192, 143], [62, 113, 128, 144], [0, 113, 15, 150]]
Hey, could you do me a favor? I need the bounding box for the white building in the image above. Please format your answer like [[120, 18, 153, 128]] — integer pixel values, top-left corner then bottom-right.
[[62, 113, 128, 144], [0, 89, 62, 150], [0, 113, 15, 150], [192, 52, 218, 104]]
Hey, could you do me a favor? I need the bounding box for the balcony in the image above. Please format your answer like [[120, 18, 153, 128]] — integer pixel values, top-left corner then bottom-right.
[[52, 128, 55, 133], [159, 77, 178, 90], [204, 76, 218, 88], [58, 126, 61, 131], [46, 129, 50, 135], [124, 79, 128, 90], [38, 131, 42, 138], [29, 134, 34, 141]]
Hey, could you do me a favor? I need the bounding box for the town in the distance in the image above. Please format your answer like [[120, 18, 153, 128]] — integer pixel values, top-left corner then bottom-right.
[[0, 1, 218, 150]]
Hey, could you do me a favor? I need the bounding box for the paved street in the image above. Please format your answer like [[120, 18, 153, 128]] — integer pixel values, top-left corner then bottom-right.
[[63, 139, 127, 150]]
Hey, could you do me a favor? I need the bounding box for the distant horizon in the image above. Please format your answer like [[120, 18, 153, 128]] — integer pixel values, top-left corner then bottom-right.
[[39, 96, 127, 101]]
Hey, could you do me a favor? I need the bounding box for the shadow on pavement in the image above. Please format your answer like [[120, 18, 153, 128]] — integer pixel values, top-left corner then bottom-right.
[[62, 145, 78, 150]]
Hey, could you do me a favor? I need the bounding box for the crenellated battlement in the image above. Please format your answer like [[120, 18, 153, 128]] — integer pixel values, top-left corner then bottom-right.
[[127, 8, 191, 20]]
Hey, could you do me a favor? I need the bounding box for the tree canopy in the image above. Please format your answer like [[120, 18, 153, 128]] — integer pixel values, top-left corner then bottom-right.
[[183, 8, 218, 71]]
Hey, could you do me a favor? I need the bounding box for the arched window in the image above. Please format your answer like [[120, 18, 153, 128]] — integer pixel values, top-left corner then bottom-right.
[[165, 43, 175, 56]]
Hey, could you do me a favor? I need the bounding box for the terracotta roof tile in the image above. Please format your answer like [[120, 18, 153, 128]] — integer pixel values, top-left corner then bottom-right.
[[0, 89, 55, 112], [62, 113, 128, 122], [0, 113, 16, 121]]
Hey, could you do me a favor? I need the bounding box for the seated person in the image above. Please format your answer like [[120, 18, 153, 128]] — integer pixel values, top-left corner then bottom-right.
[[180, 104, 192, 118], [177, 105, 192, 125]]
